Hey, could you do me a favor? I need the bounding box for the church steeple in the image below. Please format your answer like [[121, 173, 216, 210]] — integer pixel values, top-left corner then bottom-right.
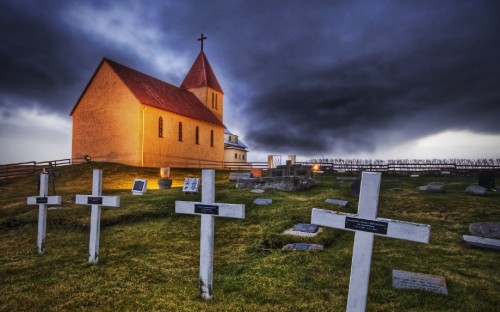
[[180, 34, 224, 122]]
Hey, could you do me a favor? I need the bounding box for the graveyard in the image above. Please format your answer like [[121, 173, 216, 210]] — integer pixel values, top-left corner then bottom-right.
[[1, 162, 499, 311]]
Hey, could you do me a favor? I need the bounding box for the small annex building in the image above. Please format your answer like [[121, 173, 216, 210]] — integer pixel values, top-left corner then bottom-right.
[[224, 129, 248, 163], [70, 47, 246, 168]]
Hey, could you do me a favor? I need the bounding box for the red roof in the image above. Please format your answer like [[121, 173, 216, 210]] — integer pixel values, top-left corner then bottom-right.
[[75, 58, 224, 127], [180, 52, 223, 93]]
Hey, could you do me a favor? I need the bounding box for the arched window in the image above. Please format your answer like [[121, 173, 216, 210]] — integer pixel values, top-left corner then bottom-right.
[[211, 93, 215, 108], [158, 117, 163, 138], [195, 126, 199, 144], [178, 122, 183, 141], [210, 130, 214, 147], [215, 94, 218, 110]]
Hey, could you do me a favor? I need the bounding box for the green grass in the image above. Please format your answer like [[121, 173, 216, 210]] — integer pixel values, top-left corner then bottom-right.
[[1, 163, 499, 311]]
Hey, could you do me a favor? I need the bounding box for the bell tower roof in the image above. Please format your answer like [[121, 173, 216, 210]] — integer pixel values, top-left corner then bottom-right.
[[180, 51, 224, 94]]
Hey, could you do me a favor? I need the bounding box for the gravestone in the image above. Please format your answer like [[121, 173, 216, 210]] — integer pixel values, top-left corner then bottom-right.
[[250, 189, 264, 193], [282, 243, 323, 251], [418, 182, 446, 193], [253, 198, 272, 205], [411, 174, 420, 178], [293, 223, 319, 233], [26, 173, 62, 253], [478, 171, 495, 190], [325, 198, 348, 207], [75, 169, 120, 264], [469, 222, 500, 238], [175, 170, 245, 300], [465, 184, 488, 196], [460, 235, 500, 250], [183, 177, 200, 193], [351, 180, 361, 197], [311, 172, 431, 312], [132, 179, 147, 195], [229, 172, 252, 181], [392, 269, 448, 295]]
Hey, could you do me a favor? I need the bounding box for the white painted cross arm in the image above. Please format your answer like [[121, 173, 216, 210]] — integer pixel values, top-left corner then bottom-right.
[[311, 208, 430, 243], [175, 201, 245, 219], [75, 195, 120, 207], [27, 196, 61, 205]]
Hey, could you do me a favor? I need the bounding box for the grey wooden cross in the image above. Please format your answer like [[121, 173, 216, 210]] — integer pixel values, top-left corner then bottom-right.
[[311, 172, 431, 312], [75, 169, 120, 264], [27, 173, 61, 253], [198, 33, 207, 51], [175, 169, 245, 300]]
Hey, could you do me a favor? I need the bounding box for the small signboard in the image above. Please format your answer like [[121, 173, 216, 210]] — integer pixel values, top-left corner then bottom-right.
[[132, 179, 147, 195], [345, 217, 388, 235], [195, 204, 219, 215], [182, 178, 200, 193]]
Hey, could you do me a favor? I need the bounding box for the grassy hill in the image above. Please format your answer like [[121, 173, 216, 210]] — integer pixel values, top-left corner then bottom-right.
[[1, 163, 499, 311]]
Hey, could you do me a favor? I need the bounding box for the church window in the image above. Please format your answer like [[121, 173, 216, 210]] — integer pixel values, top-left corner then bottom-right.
[[243, 155, 245, 160], [235, 153, 237, 159], [158, 117, 163, 138], [195, 126, 199, 144], [215, 94, 218, 110], [211, 93, 215, 108], [178, 122, 183, 141], [210, 130, 214, 147]]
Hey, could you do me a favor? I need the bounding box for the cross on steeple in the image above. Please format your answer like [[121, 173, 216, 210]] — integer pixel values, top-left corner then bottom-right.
[[198, 33, 207, 52]]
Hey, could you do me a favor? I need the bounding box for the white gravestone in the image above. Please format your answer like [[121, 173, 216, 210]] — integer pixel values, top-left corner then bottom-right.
[[27, 173, 61, 253], [175, 169, 245, 300], [311, 172, 430, 312], [182, 177, 200, 193], [75, 169, 120, 264]]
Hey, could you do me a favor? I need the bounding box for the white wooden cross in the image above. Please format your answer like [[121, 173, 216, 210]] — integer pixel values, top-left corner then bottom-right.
[[75, 169, 120, 264], [27, 172, 61, 254], [175, 169, 245, 300], [311, 172, 430, 312]]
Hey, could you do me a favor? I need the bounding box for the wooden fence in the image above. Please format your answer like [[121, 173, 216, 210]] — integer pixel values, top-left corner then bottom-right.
[[0, 159, 72, 180]]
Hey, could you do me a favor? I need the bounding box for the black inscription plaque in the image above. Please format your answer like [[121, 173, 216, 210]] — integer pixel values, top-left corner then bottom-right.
[[87, 197, 103, 205], [195, 204, 219, 215], [36, 197, 48, 204], [132, 180, 145, 192], [345, 217, 388, 235]]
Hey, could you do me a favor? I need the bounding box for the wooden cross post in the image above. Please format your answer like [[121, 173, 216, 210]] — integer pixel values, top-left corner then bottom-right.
[[27, 173, 61, 253], [75, 169, 120, 264], [175, 169, 245, 300], [311, 172, 430, 312]]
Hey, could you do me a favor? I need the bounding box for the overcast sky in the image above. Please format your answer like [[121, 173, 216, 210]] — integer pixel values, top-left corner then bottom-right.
[[1, 0, 499, 164]]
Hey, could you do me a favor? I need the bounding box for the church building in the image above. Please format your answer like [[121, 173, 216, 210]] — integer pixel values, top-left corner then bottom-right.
[[71, 39, 246, 168]]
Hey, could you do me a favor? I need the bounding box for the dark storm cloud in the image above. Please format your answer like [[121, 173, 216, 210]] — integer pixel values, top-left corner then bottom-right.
[[1, 0, 499, 158]]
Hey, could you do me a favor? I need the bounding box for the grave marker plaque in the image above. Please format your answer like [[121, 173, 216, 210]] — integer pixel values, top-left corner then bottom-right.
[[182, 177, 200, 193], [392, 269, 448, 295]]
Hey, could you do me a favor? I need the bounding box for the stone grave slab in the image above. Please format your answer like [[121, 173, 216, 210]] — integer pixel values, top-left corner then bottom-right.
[[392, 269, 448, 295], [254, 198, 272, 205], [132, 178, 147, 195], [293, 223, 319, 233], [282, 243, 324, 251], [229, 172, 253, 181], [325, 198, 348, 207], [465, 184, 488, 196], [250, 189, 265, 193], [411, 174, 420, 178], [418, 182, 446, 193], [460, 235, 500, 250], [469, 222, 500, 238]]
